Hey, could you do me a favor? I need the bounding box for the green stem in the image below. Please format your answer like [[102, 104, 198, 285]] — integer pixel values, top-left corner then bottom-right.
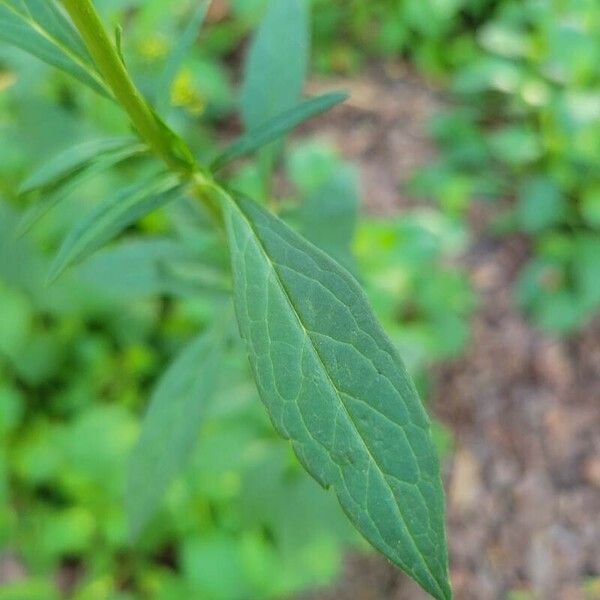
[[59, 0, 222, 223], [60, 0, 188, 174]]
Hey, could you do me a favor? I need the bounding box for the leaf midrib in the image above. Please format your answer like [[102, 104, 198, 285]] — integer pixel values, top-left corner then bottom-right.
[[228, 195, 446, 600]]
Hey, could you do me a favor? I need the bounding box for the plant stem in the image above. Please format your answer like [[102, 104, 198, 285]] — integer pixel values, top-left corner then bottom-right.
[[60, 0, 192, 175], [59, 0, 222, 222]]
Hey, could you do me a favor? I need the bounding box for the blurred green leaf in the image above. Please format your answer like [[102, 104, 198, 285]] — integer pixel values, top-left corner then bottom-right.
[[182, 534, 250, 599], [19, 136, 139, 195], [126, 325, 225, 539], [516, 176, 566, 233], [18, 142, 147, 236], [297, 164, 359, 271], [0, 0, 110, 97], [489, 125, 542, 165], [240, 0, 309, 129], [581, 186, 600, 227], [76, 237, 192, 300], [48, 174, 181, 283], [212, 92, 348, 170]]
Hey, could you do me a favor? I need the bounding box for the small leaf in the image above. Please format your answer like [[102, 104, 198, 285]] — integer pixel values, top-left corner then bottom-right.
[[47, 174, 181, 283], [18, 144, 147, 236], [240, 0, 309, 130], [126, 325, 225, 538], [76, 237, 191, 299], [0, 0, 110, 97], [19, 136, 139, 194], [156, 0, 210, 114], [212, 92, 348, 170], [297, 164, 359, 271], [219, 191, 452, 600]]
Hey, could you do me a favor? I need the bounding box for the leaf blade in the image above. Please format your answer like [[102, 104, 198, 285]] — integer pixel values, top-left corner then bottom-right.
[[47, 174, 181, 283], [18, 143, 148, 237], [126, 325, 224, 538], [20, 0, 91, 61], [20, 136, 141, 194], [297, 163, 359, 271], [0, 0, 111, 97], [240, 0, 309, 130], [212, 92, 348, 170], [220, 192, 452, 600]]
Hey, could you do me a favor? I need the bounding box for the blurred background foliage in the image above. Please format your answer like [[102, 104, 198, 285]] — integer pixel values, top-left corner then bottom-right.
[[0, 0, 598, 598]]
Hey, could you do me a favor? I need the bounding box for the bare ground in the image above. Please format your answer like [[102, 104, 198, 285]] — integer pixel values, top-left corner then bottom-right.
[[299, 63, 600, 600]]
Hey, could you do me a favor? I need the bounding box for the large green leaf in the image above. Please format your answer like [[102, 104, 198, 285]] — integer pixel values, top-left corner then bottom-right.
[[240, 0, 309, 130], [0, 0, 110, 97], [47, 174, 181, 283], [212, 92, 348, 170], [219, 192, 451, 600], [126, 326, 224, 538]]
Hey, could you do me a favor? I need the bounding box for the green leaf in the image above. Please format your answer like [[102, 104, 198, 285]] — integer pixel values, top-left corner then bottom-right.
[[19, 136, 139, 194], [516, 176, 565, 233], [297, 165, 359, 271], [126, 326, 224, 538], [20, 0, 89, 59], [47, 174, 181, 283], [240, 0, 309, 130], [76, 237, 192, 300], [219, 191, 452, 600], [156, 0, 210, 114], [212, 92, 348, 170], [0, 0, 111, 97], [18, 143, 147, 236]]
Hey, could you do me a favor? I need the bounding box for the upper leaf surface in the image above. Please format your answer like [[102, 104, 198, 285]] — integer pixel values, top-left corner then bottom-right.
[[240, 0, 309, 130], [212, 92, 348, 170], [220, 192, 452, 600]]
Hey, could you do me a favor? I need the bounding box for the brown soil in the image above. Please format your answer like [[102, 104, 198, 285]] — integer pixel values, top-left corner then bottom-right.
[[299, 63, 600, 600]]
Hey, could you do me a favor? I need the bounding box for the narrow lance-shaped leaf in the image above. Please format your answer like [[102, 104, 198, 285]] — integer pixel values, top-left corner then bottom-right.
[[211, 92, 348, 170], [240, 0, 309, 130], [126, 324, 225, 538], [48, 174, 181, 283], [219, 191, 452, 600], [155, 0, 210, 114], [0, 0, 111, 97], [18, 143, 148, 236], [19, 136, 140, 194], [21, 0, 90, 60]]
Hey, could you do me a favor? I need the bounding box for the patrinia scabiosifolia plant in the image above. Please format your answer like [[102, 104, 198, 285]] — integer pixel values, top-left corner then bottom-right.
[[0, 1, 452, 598]]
